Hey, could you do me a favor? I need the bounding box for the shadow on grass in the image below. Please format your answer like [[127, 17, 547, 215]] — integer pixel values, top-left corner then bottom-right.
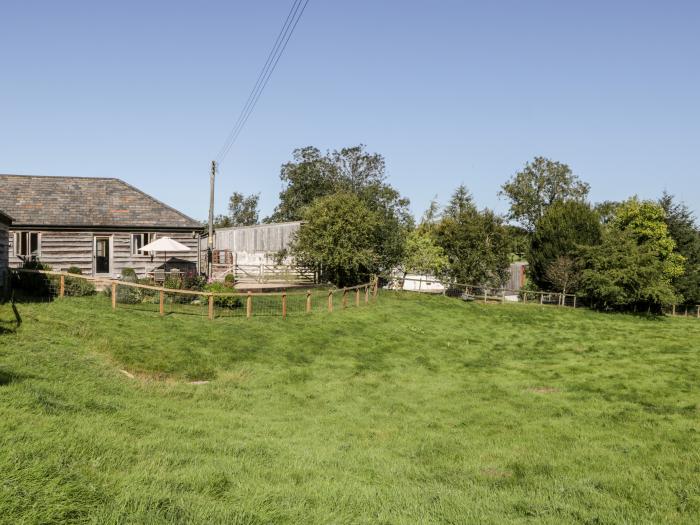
[[0, 301, 22, 334], [0, 370, 22, 386]]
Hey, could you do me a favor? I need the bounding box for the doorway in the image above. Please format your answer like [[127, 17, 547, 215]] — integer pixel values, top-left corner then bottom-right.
[[94, 236, 111, 274]]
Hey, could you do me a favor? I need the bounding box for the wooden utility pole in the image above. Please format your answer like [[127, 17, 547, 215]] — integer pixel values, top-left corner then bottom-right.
[[207, 160, 216, 278]]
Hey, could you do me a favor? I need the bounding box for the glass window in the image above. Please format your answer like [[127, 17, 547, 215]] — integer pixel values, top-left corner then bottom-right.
[[14, 232, 40, 258], [131, 233, 154, 255]]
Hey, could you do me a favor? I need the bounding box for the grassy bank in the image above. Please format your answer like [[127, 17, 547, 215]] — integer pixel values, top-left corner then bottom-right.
[[1, 293, 699, 523]]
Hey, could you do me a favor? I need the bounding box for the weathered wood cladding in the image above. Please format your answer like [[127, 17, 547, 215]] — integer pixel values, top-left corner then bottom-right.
[[8, 230, 200, 277], [214, 222, 301, 253], [0, 219, 9, 292]]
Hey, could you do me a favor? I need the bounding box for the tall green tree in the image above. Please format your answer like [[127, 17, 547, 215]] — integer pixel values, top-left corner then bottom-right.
[[269, 145, 409, 224], [578, 197, 685, 311], [659, 192, 700, 304], [289, 192, 397, 287], [402, 229, 448, 278], [228, 192, 260, 226], [500, 156, 590, 231], [267, 147, 338, 222], [528, 201, 602, 290], [614, 197, 685, 281], [271, 145, 411, 278], [594, 200, 621, 225], [435, 187, 510, 285], [578, 228, 678, 311], [444, 184, 476, 218]]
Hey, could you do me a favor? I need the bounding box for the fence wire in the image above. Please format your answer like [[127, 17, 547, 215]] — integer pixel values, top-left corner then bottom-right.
[[8, 269, 376, 320]]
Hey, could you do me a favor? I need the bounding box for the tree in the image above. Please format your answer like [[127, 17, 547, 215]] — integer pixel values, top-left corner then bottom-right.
[[289, 192, 391, 287], [614, 197, 685, 281], [528, 201, 602, 290], [268, 146, 340, 222], [269, 145, 410, 224], [402, 229, 448, 278], [228, 192, 260, 226], [421, 195, 441, 226], [211, 214, 232, 229], [578, 197, 685, 311], [500, 156, 590, 231], [444, 184, 476, 218], [545, 256, 581, 296], [594, 200, 621, 225], [434, 187, 510, 285], [506, 225, 529, 260], [659, 192, 700, 304], [270, 145, 411, 277], [578, 228, 678, 311]]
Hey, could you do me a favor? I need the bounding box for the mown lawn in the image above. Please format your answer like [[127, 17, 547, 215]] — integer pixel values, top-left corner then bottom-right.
[[1, 292, 699, 524]]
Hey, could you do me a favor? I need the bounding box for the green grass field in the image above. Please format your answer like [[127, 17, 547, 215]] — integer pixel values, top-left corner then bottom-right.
[[1, 292, 699, 524]]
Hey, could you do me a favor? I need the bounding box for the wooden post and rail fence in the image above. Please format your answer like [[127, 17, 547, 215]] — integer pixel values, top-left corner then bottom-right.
[[12, 269, 699, 319], [9, 269, 379, 321]]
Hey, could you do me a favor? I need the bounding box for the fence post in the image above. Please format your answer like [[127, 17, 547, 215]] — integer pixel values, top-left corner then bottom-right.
[[365, 285, 369, 304], [573, 295, 577, 308], [159, 290, 165, 316], [355, 288, 360, 307], [672, 304, 676, 316], [484, 290, 487, 304], [540, 293, 544, 305], [246, 291, 252, 319], [343, 289, 348, 308], [208, 294, 214, 320], [501, 290, 505, 304], [328, 290, 333, 312], [306, 291, 312, 313], [111, 282, 117, 310], [282, 292, 287, 319], [523, 292, 527, 304], [59, 275, 65, 298]]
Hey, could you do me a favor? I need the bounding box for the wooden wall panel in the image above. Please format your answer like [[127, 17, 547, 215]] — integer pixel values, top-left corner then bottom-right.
[[8, 230, 200, 277], [214, 222, 301, 253], [0, 223, 8, 291]]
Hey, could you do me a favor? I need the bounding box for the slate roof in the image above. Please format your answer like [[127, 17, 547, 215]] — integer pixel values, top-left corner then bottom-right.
[[0, 174, 201, 229]]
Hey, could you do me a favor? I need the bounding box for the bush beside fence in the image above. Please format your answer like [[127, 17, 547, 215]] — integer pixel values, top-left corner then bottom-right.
[[10, 269, 378, 320]]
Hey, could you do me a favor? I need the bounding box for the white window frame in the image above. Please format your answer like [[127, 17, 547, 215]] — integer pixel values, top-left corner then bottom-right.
[[14, 231, 41, 259], [131, 233, 155, 256]]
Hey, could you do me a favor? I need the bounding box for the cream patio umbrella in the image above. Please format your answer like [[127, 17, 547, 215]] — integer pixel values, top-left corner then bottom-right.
[[139, 236, 191, 271]]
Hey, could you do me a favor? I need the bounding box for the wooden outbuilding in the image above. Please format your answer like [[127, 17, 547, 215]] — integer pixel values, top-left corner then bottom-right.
[[0, 174, 202, 278]]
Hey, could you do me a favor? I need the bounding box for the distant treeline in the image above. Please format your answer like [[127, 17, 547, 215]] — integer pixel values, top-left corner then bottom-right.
[[212, 146, 699, 311]]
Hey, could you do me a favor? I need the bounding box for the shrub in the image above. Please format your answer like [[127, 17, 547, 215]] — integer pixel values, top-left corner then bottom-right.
[[205, 282, 243, 309], [66, 266, 83, 275], [64, 276, 96, 297], [184, 275, 207, 292], [224, 273, 236, 285], [12, 259, 54, 297], [121, 268, 138, 281]]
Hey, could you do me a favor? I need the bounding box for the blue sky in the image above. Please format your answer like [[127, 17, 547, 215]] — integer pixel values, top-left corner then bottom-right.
[[1, 1, 698, 221]]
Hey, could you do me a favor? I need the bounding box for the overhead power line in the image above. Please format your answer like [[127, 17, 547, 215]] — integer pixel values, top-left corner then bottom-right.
[[215, 0, 310, 165]]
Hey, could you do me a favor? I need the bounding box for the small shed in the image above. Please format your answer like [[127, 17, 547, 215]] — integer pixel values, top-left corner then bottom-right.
[[0, 210, 12, 297]]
